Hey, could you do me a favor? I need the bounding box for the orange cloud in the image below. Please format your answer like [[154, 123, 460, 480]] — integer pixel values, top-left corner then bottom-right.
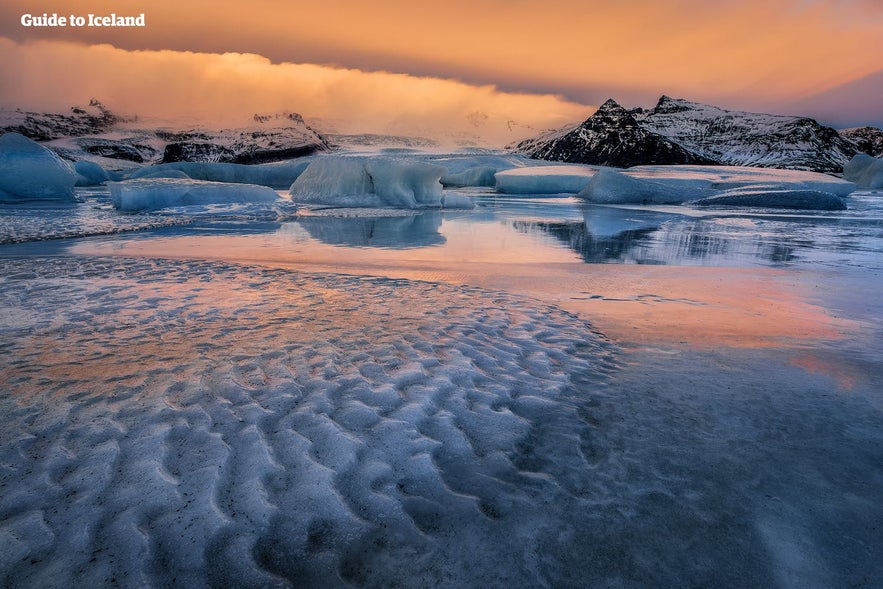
[[0, 38, 590, 145], [1, 0, 881, 108]]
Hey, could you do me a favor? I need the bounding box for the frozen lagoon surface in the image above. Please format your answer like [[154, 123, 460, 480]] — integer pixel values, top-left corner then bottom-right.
[[2, 154, 883, 588]]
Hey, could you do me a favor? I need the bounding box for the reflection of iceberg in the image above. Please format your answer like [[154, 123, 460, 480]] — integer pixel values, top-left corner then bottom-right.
[[512, 219, 657, 263], [298, 212, 445, 248], [581, 205, 680, 237]]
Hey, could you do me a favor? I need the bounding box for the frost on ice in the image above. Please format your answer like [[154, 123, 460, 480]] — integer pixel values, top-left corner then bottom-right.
[[289, 157, 448, 209], [844, 154, 883, 190], [0, 132, 76, 201], [109, 178, 279, 211]]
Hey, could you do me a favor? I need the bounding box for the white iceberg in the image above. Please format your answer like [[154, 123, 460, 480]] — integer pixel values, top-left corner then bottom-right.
[[843, 154, 883, 190], [691, 187, 847, 210], [0, 132, 76, 201], [578, 168, 706, 204], [494, 165, 596, 194], [109, 178, 280, 211], [289, 157, 447, 209]]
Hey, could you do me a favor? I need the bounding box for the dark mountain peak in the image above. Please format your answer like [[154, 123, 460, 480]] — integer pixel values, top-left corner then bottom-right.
[[510, 95, 857, 172], [650, 95, 693, 115], [594, 98, 630, 117]]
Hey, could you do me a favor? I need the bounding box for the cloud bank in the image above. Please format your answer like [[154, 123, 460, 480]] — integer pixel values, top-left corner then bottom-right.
[[0, 38, 591, 145]]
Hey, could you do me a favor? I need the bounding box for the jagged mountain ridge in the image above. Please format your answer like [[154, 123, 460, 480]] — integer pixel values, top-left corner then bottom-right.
[[0, 103, 329, 165], [840, 127, 883, 157], [511, 96, 863, 173], [511, 99, 713, 168]]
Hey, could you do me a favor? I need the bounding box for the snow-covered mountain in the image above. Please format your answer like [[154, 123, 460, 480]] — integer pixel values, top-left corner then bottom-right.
[[509, 99, 713, 168], [511, 96, 859, 173], [840, 126, 883, 157], [0, 103, 330, 166]]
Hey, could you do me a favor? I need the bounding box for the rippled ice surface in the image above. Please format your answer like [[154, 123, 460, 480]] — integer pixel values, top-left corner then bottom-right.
[[2, 257, 882, 588]]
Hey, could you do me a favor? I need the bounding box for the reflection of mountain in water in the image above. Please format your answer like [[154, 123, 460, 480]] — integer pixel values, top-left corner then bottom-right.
[[513, 211, 801, 265], [298, 212, 445, 249]]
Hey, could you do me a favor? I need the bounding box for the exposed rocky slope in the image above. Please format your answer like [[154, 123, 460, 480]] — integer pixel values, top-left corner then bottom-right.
[[1, 103, 329, 165]]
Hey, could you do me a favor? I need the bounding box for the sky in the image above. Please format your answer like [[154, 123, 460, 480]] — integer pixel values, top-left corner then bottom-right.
[[1, 0, 882, 144]]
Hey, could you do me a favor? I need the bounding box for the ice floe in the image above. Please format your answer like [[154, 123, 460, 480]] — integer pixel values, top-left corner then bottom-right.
[[0, 133, 76, 201], [109, 178, 280, 211], [692, 187, 847, 210]]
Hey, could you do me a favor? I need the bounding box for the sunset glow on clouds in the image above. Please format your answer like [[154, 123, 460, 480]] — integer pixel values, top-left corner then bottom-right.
[[1, 0, 882, 139]]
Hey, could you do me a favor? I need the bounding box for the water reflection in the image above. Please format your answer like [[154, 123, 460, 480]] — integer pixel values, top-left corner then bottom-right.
[[297, 212, 445, 249], [512, 205, 816, 266]]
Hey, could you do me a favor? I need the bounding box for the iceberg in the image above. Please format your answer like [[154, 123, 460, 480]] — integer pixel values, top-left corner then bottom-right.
[[691, 187, 847, 210], [578, 168, 706, 204], [629, 165, 855, 197], [109, 178, 280, 211], [0, 132, 76, 201], [126, 159, 313, 189], [74, 160, 109, 186], [289, 157, 447, 209], [441, 166, 497, 188], [494, 165, 595, 194], [843, 154, 883, 190], [433, 154, 523, 187]]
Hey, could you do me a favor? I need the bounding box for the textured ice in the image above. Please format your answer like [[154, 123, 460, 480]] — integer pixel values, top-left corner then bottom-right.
[[578, 167, 706, 204], [692, 186, 847, 210], [127, 159, 313, 189], [109, 178, 280, 211], [73, 160, 108, 186], [0, 257, 616, 588], [290, 157, 446, 208], [494, 165, 595, 194], [843, 154, 883, 190], [0, 133, 76, 201]]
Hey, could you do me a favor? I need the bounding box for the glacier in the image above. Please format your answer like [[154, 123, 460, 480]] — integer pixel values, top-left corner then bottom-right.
[[109, 178, 280, 211], [0, 132, 76, 201]]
